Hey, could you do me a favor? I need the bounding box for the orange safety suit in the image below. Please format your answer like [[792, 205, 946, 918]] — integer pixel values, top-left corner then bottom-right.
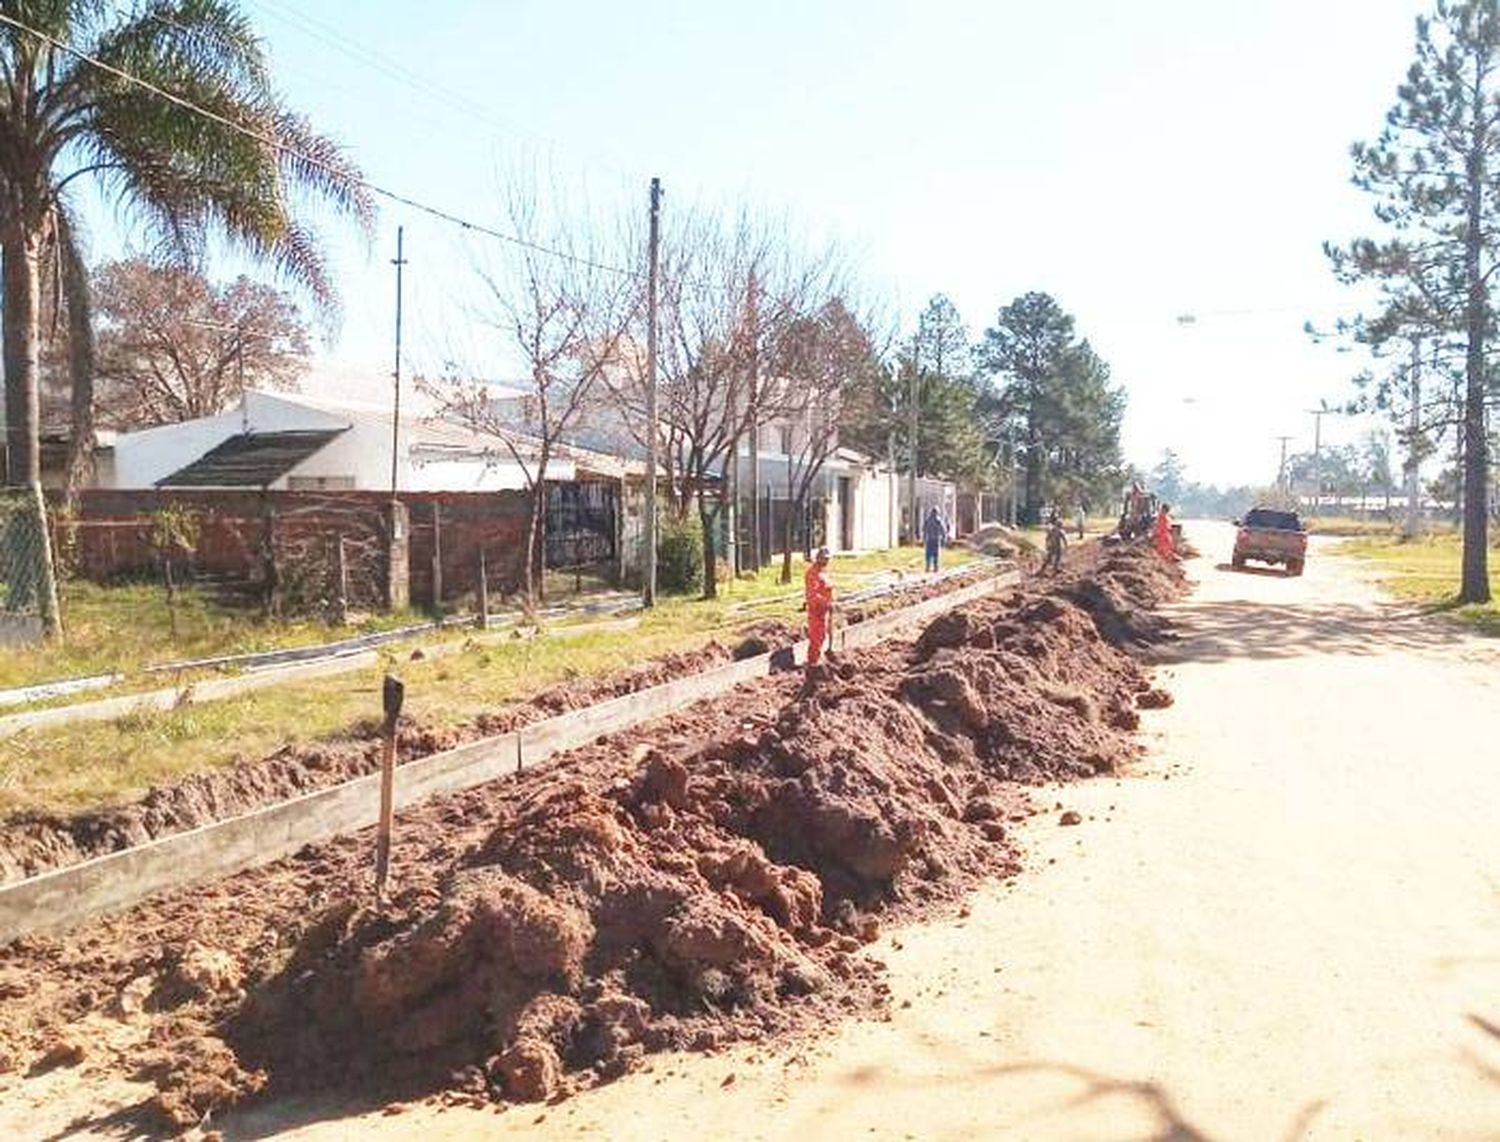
[[1153, 508, 1175, 560], [804, 560, 833, 664]]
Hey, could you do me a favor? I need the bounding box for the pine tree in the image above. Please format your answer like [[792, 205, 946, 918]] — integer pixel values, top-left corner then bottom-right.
[[1330, 0, 1498, 603], [976, 292, 1123, 522]]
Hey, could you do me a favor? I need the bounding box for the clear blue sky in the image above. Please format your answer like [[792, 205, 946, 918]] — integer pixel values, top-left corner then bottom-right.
[[94, 0, 1433, 486]]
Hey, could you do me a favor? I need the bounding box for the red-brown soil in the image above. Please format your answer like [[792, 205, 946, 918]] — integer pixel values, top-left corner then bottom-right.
[[0, 643, 732, 885], [0, 574, 991, 886], [0, 545, 1184, 1133]]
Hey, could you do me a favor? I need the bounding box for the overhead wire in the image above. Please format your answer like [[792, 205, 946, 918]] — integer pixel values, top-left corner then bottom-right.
[[0, 8, 644, 281], [243, 0, 617, 175]]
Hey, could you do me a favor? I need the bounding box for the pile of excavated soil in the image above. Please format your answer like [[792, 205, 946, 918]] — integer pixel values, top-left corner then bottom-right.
[[0, 643, 744, 885], [0, 546, 1185, 1132], [0, 570, 998, 885]]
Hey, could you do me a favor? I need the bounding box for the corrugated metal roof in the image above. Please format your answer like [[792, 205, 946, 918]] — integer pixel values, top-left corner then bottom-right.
[[158, 429, 345, 488]]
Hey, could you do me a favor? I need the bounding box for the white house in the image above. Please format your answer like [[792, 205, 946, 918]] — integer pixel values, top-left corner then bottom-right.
[[99, 384, 600, 492]]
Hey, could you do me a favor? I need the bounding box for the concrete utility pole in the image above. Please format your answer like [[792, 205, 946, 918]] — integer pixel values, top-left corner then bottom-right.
[[390, 225, 407, 498], [1405, 340, 1422, 536], [643, 178, 661, 608], [1308, 406, 1325, 511]]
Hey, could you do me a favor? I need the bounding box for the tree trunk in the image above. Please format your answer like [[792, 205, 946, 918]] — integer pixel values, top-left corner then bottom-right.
[[699, 498, 718, 599], [2, 229, 42, 487], [1022, 424, 1043, 525], [59, 213, 96, 501], [524, 481, 546, 608], [1460, 136, 1492, 603], [781, 503, 795, 585]]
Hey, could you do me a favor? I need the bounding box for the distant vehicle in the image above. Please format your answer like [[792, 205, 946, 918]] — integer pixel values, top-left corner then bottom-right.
[[1231, 507, 1307, 575]]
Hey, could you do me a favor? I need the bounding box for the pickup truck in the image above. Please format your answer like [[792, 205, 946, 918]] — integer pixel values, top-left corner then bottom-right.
[[1231, 507, 1307, 575]]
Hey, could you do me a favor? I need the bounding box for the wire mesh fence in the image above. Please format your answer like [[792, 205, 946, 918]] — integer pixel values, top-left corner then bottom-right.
[[0, 486, 59, 644]]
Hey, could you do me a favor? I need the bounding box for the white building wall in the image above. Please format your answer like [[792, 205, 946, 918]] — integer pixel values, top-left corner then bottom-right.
[[107, 392, 350, 489], [731, 451, 899, 554], [104, 390, 573, 492], [109, 410, 241, 488], [852, 467, 897, 550]]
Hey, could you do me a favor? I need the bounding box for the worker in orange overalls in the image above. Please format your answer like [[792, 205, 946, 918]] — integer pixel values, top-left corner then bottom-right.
[[1153, 502, 1176, 560], [804, 545, 834, 667]]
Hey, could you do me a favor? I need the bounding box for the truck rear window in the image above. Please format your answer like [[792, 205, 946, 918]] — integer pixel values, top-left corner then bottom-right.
[[1244, 509, 1301, 530]]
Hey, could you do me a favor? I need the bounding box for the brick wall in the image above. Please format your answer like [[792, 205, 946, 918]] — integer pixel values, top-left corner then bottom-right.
[[56, 488, 535, 612]]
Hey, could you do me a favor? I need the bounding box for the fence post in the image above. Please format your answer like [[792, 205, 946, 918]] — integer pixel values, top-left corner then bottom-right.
[[477, 547, 489, 629], [382, 499, 410, 613], [332, 534, 349, 626], [260, 501, 280, 619], [431, 502, 443, 615], [30, 483, 62, 641]]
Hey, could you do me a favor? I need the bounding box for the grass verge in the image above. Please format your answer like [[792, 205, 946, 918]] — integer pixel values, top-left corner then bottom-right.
[[0, 579, 428, 692], [1339, 532, 1500, 636]]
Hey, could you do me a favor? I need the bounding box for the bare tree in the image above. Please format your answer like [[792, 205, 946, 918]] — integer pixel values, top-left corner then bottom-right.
[[651, 211, 845, 596], [92, 258, 311, 428], [424, 184, 636, 607], [766, 297, 882, 582]]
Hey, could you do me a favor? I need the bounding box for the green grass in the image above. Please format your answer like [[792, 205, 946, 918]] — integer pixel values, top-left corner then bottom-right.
[[0, 579, 431, 692], [1302, 516, 1403, 538], [1339, 532, 1500, 636], [0, 545, 981, 816]]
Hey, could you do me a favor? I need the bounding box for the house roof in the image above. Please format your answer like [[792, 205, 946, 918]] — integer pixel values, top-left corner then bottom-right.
[[158, 429, 346, 488]]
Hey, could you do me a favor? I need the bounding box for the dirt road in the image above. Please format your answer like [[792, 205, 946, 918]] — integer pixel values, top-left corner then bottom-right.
[[216, 522, 1498, 1141]]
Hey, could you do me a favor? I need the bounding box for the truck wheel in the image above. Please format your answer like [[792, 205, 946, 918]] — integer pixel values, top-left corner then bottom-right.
[[1288, 559, 1304, 577]]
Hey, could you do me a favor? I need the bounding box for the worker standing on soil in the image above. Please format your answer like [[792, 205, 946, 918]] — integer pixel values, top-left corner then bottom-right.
[[1154, 501, 1176, 560], [1044, 515, 1068, 573], [923, 506, 947, 573], [804, 546, 834, 667]]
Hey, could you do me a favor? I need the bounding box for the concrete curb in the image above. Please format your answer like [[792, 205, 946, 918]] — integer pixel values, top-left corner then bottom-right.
[[0, 569, 1018, 943]]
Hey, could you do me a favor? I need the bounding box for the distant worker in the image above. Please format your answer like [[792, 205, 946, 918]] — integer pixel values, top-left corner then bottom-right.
[[1075, 503, 1087, 540], [923, 506, 947, 573], [1154, 502, 1176, 560], [804, 546, 834, 667], [1044, 515, 1068, 573]]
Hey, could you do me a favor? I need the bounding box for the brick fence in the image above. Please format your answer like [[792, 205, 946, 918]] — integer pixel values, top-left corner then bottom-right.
[[55, 489, 536, 612]]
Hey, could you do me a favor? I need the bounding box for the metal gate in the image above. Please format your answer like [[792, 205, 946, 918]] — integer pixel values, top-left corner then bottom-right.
[[544, 481, 617, 570]]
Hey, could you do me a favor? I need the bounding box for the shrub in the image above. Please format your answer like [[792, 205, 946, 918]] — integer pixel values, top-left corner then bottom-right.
[[657, 513, 704, 595]]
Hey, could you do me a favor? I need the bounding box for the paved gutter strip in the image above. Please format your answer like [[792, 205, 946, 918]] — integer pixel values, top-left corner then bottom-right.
[[0, 569, 1017, 943], [0, 673, 123, 709], [144, 621, 445, 676]]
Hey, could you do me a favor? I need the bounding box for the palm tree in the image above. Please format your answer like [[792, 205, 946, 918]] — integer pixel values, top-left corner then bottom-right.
[[0, 0, 374, 489]]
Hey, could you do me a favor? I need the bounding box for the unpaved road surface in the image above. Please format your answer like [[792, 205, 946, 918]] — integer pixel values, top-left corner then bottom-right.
[[224, 522, 1500, 1140]]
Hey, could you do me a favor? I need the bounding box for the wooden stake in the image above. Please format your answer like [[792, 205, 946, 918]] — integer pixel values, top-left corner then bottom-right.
[[374, 673, 405, 902]]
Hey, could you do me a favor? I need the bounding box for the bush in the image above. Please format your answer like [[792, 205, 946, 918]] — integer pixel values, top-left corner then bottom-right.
[[657, 513, 704, 595]]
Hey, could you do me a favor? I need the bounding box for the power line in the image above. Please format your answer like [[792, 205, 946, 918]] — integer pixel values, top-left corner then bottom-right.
[[0, 9, 641, 281], [246, 0, 613, 174]]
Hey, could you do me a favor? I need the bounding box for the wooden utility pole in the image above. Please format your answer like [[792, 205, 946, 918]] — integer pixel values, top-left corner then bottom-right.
[[746, 272, 761, 572], [644, 179, 661, 607], [390, 226, 407, 497]]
